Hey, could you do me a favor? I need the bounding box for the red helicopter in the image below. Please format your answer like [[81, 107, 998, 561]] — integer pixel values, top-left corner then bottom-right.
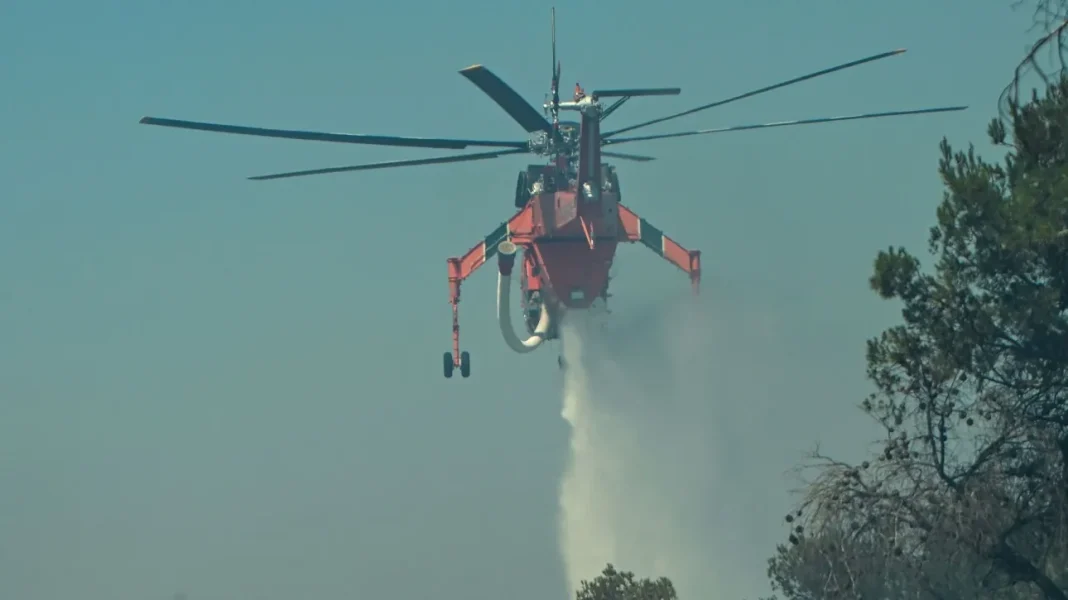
[[138, 8, 966, 379]]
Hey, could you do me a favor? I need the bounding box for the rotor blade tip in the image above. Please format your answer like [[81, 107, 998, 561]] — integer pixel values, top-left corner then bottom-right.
[[893, 48, 907, 54], [460, 64, 482, 73], [139, 116, 153, 124]]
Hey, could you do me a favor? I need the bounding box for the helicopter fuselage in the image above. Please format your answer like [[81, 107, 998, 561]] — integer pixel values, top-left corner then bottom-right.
[[505, 99, 630, 339]]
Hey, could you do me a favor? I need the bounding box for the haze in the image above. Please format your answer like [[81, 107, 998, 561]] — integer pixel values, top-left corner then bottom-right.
[[0, 1, 1041, 599]]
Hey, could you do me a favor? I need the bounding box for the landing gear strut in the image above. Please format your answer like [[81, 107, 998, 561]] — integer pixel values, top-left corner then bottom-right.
[[445, 258, 472, 379], [514, 170, 530, 208]]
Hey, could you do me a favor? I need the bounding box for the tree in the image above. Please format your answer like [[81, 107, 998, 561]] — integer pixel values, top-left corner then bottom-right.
[[1002, 0, 1068, 117], [764, 519, 931, 599], [766, 76, 1068, 599], [573, 564, 678, 600]]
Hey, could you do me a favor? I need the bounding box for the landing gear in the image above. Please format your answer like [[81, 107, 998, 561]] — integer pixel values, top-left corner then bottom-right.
[[515, 170, 530, 208], [558, 355, 566, 370], [603, 165, 621, 201], [460, 351, 471, 378], [443, 351, 471, 379], [523, 290, 543, 336]]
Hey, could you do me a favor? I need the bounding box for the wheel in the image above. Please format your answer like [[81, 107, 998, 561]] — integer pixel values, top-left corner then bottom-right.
[[459, 351, 471, 378], [514, 170, 530, 208], [558, 356, 566, 370], [443, 352, 454, 378]]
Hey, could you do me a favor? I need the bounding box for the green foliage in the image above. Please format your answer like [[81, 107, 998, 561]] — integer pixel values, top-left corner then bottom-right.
[[766, 77, 1068, 600], [574, 564, 677, 600], [868, 76, 1068, 435]]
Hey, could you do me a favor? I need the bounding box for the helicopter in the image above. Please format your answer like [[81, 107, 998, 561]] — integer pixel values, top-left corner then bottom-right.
[[138, 8, 967, 378]]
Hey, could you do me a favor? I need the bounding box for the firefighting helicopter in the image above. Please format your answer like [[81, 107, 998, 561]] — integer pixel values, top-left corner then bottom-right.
[[137, 8, 967, 378]]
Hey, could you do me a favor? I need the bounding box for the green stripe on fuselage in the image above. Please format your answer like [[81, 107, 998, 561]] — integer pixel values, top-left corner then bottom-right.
[[639, 218, 663, 255], [484, 222, 509, 260]]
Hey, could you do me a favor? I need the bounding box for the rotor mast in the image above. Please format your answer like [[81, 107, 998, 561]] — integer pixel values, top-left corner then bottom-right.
[[549, 7, 560, 129], [546, 6, 570, 168]]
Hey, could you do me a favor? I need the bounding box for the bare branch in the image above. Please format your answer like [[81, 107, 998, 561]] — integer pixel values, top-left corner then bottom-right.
[[1001, 1, 1068, 118]]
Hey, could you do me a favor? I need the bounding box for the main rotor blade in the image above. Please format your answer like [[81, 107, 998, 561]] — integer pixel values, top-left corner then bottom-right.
[[459, 65, 553, 133], [593, 87, 681, 98], [139, 117, 528, 150], [602, 106, 968, 145], [602, 151, 656, 162], [603, 49, 908, 138], [248, 148, 528, 181], [602, 106, 969, 146]]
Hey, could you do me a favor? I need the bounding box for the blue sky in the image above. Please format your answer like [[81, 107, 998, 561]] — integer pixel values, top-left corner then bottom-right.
[[0, 1, 1043, 599]]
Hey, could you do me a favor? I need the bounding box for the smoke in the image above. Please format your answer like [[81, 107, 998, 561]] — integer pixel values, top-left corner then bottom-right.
[[555, 292, 790, 599]]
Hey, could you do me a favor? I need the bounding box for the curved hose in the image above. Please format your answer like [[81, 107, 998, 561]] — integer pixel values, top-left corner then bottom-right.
[[496, 241, 551, 353]]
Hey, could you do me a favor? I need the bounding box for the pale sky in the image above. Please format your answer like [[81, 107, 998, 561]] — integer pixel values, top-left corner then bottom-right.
[[0, 1, 1041, 599]]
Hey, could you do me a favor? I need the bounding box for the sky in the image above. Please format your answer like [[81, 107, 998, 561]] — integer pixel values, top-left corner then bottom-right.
[[0, 1, 1048, 599]]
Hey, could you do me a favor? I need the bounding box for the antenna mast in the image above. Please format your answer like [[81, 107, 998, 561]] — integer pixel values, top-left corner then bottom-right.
[[550, 7, 560, 129]]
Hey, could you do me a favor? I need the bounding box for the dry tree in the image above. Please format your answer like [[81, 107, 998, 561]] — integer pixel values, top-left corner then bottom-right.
[[1001, 0, 1068, 118]]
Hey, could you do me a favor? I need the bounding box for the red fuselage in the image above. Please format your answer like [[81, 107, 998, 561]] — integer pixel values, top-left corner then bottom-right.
[[522, 103, 614, 308]]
